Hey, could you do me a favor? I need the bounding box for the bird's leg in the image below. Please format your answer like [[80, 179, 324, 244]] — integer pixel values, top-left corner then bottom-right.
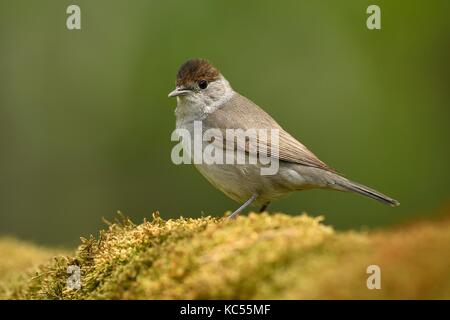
[[258, 202, 270, 213], [227, 193, 259, 220]]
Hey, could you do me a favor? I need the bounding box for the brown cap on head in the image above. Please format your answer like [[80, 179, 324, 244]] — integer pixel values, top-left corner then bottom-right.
[[176, 59, 220, 87]]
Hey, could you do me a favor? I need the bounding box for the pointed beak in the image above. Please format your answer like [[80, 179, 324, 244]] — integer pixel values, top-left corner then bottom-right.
[[168, 86, 192, 97]]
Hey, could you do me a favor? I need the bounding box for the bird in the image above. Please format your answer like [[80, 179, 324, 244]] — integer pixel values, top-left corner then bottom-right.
[[168, 59, 399, 219]]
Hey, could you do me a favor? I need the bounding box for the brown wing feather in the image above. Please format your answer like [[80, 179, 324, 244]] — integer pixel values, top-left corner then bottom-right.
[[202, 93, 337, 173]]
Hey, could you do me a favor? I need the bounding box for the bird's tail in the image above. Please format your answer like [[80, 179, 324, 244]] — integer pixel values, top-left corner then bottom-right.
[[333, 176, 400, 207]]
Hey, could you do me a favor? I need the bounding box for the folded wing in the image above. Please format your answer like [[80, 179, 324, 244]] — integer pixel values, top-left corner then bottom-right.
[[202, 93, 338, 173]]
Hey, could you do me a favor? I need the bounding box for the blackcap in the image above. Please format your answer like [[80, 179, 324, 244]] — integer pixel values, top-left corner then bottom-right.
[[169, 59, 399, 219]]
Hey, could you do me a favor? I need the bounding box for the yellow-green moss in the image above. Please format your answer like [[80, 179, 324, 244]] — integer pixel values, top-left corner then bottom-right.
[[2, 212, 450, 299], [0, 237, 64, 298]]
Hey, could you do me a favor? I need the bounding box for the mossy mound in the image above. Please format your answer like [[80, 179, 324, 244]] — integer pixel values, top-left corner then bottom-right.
[[2, 212, 450, 299], [0, 237, 64, 297]]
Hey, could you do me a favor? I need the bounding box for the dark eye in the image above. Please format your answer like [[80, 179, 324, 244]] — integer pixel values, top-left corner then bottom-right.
[[198, 80, 208, 89]]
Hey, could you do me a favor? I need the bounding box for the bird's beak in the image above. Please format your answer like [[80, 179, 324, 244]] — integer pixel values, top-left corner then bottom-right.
[[168, 86, 191, 97]]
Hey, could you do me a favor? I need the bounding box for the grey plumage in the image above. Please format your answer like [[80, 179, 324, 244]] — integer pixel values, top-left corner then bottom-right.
[[201, 92, 399, 207], [170, 59, 399, 218], [332, 176, 399, 207]]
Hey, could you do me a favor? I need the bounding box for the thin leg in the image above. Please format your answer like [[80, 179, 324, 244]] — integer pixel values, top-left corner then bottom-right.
[[227, 193, 259, 220], [259, 202, 270, 213]]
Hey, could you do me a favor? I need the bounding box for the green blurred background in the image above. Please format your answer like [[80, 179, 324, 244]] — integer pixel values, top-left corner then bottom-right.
[[1, 1, 449, 246]]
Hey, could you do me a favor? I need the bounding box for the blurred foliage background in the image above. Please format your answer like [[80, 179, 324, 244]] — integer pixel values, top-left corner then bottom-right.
[[0, 0, 449, 246]]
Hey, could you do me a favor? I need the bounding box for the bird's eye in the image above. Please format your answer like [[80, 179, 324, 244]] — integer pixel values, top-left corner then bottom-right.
[[198, 80, 208, 89]]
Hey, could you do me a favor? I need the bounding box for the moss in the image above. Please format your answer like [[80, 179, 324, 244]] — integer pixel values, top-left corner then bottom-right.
[[1, 211, 450, 299], [0, 237, 64, 298]]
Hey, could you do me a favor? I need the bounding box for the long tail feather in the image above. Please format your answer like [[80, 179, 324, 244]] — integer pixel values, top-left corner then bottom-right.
[[335, 178, 400, 207]]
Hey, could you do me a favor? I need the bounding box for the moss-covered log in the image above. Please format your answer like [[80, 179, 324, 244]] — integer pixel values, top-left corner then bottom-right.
[[1, 212, 450, 299]]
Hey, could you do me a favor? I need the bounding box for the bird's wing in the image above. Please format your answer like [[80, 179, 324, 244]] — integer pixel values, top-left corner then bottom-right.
[[202, 93, 337, 173]]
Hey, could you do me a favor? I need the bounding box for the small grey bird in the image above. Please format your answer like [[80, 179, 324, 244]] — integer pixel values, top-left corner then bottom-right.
[[169, 59, 399, 219]]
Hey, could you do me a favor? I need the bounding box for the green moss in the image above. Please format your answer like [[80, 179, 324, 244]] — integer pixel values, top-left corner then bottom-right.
[[0, 237, 64, 298], [2, 212, 450, 299]]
